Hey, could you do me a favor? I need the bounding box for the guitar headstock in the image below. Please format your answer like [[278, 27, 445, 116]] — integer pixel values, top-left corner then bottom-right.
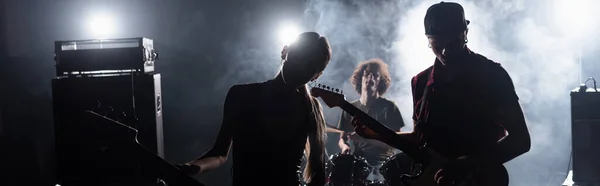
[[309, 83, 346, 108]]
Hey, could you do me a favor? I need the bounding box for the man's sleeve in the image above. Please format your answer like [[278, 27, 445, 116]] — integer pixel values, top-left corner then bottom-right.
[[490, 64, 519, 104], [387, 103, 405, 131], [411, 75, 419, 121], [337, 111, 354, 133]]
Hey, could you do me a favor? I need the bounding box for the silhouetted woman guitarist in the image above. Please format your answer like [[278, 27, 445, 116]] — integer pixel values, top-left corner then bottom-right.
[[178, 32, 332, 186]]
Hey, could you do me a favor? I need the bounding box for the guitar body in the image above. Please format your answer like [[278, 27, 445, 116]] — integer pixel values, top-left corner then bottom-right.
[[401, 148, 509, 186]]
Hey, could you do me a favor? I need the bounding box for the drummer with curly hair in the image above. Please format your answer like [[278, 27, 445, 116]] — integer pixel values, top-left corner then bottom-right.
[[337, 58, 406, 181]]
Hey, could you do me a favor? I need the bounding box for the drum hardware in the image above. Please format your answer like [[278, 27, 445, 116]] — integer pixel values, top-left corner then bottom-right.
[[379, 153, 417, 186], [321, 152, 418, 186], [326, 153, 372, 186], [364, 180, 387, 186]]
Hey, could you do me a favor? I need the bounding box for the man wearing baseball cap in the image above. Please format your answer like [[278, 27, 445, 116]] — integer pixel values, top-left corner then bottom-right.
[[350, 2, 531, 186], [413, 2, 531, 185]]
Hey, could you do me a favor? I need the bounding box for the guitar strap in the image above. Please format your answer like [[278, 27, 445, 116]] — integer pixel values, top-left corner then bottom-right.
[[409, 67, 432, 176], [415, 68, 432, 128]]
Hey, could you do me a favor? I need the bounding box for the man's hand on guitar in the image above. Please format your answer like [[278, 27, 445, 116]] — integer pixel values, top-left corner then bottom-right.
[[434, 158, 473, 186], [350, 117, 381, 140]]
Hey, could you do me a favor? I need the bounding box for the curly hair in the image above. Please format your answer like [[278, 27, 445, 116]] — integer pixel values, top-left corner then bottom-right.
[[350, 58, 392, 95]]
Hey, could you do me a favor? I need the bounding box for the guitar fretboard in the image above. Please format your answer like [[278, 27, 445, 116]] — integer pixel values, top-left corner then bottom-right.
[[338, 101, 429, 164]]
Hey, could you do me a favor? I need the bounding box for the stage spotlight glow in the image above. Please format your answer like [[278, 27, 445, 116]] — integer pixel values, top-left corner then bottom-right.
[[552, 0, 592, 36], [87, 13, 115, 38], [278, 23, 300, 45]]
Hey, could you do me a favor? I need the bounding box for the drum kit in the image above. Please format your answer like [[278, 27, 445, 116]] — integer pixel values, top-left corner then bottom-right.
[[295, 126, 415, 186], [324, 152, 414, 186]]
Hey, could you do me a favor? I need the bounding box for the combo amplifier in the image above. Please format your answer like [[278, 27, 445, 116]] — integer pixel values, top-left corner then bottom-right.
[[570, 86, 600, 183]]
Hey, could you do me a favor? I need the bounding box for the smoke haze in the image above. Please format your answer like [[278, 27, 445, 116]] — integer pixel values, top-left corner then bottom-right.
[[302, 0, 600, 185], [3, 0, 600, 185]]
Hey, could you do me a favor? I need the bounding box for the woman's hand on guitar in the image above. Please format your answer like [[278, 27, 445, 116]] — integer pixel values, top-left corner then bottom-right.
[[350, 117, 381, 140], [175, 163, 202, 175], [340, 144, 351, 154]]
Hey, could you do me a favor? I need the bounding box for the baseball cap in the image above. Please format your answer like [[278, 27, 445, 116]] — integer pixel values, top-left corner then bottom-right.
[[424, 1, 470, 36]]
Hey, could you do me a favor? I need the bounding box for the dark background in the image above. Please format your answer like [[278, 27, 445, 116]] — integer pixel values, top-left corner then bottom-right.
[[1, 0, 598, 186]]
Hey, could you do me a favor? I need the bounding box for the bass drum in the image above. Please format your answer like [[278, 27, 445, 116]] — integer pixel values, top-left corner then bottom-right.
[[326, 153, 372, 186], [379, 153, 415, 186]]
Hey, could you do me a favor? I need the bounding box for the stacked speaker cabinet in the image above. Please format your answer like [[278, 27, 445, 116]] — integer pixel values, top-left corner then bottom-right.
[[52, 38, 164, 186], [570, 86, 600, 183]]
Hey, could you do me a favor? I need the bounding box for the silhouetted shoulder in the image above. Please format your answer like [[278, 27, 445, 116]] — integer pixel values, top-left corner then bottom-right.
[[470, 53, 519, 102], [412, 65, 433, 90], [224, 82, 265, 108], [229, 82, 264, 92], [470, 53, 511, 79], [229, 82, 266, 96], [471, 52, 503, 67], [414, 66, 434, 78]]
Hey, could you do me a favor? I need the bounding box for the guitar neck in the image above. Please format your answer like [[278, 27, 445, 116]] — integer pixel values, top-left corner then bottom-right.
[[339, 101, 429, 163], [339, 101, 397, 137]]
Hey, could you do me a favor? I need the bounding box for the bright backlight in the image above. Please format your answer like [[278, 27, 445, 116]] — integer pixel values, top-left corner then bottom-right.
[[278, 23, 300, 45], [552, 0, 593, 36], [87, 13, 116, 38]]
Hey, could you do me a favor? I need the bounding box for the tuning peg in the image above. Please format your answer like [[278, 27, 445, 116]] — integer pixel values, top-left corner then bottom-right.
[[96, 102, 110, 116], [335, 88, 339, 92], [104, 106, 115, 117], [93, 101, 102, 112], [115, 111, 128, 124]]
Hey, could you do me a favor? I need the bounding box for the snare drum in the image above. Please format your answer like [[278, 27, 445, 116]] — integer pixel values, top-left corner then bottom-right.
[[326, 153, 372, 186], [379, 153, 415, 186]]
